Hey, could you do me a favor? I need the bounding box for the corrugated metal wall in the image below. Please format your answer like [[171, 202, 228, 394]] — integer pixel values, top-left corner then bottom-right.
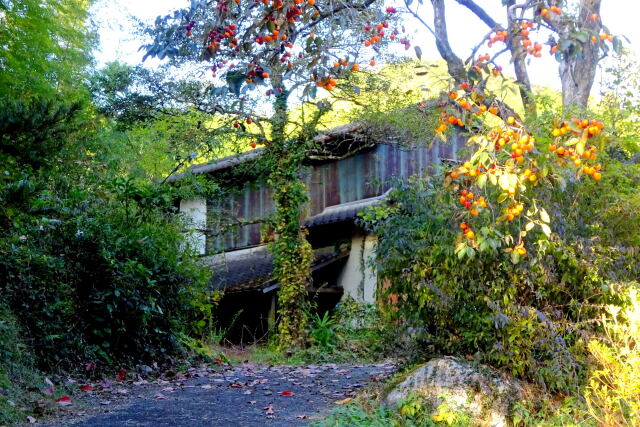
[[206, 138, 464, 253]]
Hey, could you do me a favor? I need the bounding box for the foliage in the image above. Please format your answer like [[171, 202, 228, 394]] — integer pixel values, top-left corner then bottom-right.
[[318, 392, 472, 427], [0, 306, 43, 425], [0, 0, 217, 375], [266, 141, 314, 349], [302, 300, 394, 363], [359, 169, 637, 392], [309, 311, 337, 350], [0, 177, 213, 368], [0, 0, 95, 100], [510, 397, 594, 426], [241, 300, 391, 365], [585, 285, 640, 426]]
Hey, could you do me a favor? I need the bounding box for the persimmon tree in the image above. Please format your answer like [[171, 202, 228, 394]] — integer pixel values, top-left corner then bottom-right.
[[405, 0, 621, 261], [142, 0, 404, 347]]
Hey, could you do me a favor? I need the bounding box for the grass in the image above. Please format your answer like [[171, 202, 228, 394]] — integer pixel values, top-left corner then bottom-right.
[[0, 307, 46, 425]]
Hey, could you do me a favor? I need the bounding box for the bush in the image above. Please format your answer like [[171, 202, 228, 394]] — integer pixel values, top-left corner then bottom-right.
[[302, 300, 395, 363], [0, 178, 213, 369], [359, 175, 634, 392]]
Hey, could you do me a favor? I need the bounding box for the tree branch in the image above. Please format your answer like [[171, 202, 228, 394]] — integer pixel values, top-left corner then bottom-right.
[[454, 0, 500, 29], [506, 0, 537, 118], [404, 0, 436, 38], [292, 0, 377, 39], [430, 0, 466, 83]]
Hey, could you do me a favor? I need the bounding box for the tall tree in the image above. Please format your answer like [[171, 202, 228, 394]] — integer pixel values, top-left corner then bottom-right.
[[0, 0, 94, 100], [142, 0, 401, 346], [403, 0, 619, 260], [405, 0, 617, 117]]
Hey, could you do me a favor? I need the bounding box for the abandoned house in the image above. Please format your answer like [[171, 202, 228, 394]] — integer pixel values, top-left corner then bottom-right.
[[173, 124, 464, 342]]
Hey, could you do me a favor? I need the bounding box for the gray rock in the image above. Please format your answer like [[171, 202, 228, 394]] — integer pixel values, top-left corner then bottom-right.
[[137, 364, 154, 377], [385, 357, 523, 427]]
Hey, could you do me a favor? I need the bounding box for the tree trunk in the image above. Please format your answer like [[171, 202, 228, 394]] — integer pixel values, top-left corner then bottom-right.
[[268, 87, 313, 350], [559, 0, 602, 108], [506, 0, 537, 118]]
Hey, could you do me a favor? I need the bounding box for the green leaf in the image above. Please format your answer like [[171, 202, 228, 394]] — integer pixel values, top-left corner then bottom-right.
[[613, 37, 623, 54], [468, 68, 481, 83], [525, 221, 535, 231], [541, 223, 551, 237], [540, 209, 550, 223], [499, 174, 510, 190], [266, 21, 276, 32], [574, 32, 589, 43], [465, 246, 476, 259]]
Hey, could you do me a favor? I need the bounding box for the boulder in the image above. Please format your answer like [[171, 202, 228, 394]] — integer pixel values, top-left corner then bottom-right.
[[385, 357, 523, 426]]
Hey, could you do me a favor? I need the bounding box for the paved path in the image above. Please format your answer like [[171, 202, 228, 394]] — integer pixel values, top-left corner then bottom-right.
[[39, 363, 396, 426]]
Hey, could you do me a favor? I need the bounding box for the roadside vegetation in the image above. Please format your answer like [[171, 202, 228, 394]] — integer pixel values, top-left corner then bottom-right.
[[1, 0, 639, 425]]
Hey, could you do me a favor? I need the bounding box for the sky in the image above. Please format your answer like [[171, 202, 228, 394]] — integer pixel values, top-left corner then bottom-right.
[[92, 0, 640, 93]]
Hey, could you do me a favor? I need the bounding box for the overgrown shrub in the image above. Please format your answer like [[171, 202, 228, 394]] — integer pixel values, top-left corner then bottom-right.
[[359, 173, 636, 392], [0, 178, 213, 369]]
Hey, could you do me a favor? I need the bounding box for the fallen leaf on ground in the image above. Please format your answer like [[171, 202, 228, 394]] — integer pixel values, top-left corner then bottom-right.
[[278, 391, 294, 396], [56, 396, 72, 407], [264, 404, 275, 415], [79, 385, 93, 392], [43, 387, 55, 396], [296, 415, 309, 419], [100, 401, 111, 405], [154, 393, 166, 400], [335, 397, 353, 405], [161, 387, 174, 392], [248, 400, 256, 405], [26, 416, 36, 423], [116, 369, 126, 382], [201, 384, 212, 389]]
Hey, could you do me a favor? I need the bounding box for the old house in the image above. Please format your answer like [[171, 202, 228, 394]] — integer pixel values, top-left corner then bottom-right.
[[173, 124, 463, 341]]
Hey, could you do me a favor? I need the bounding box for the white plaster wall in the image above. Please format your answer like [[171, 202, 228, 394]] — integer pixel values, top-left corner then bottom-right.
[[338, 234, 378, 304], [180, 197, 207, 255]]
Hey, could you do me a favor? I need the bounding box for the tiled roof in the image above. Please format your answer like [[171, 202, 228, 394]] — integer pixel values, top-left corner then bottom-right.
[[166, 123, 371, 182], [304, 192, 388, 228], [203, 245, 349, 293]]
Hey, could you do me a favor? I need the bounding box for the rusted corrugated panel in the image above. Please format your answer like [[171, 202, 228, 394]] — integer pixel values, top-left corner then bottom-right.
[[386, 144, 399, 181], [205, 138, 466, 254], [325, 161, 340, 207], [309, 164, 325, 216], [362, 148, 377, 199]]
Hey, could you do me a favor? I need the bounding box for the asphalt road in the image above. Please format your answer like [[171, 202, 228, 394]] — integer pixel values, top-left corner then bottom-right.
[[38, 363, 396, 426]]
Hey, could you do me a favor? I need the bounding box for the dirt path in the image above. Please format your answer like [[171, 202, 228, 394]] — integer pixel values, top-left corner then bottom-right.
[[38, 362, 396, 426]]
